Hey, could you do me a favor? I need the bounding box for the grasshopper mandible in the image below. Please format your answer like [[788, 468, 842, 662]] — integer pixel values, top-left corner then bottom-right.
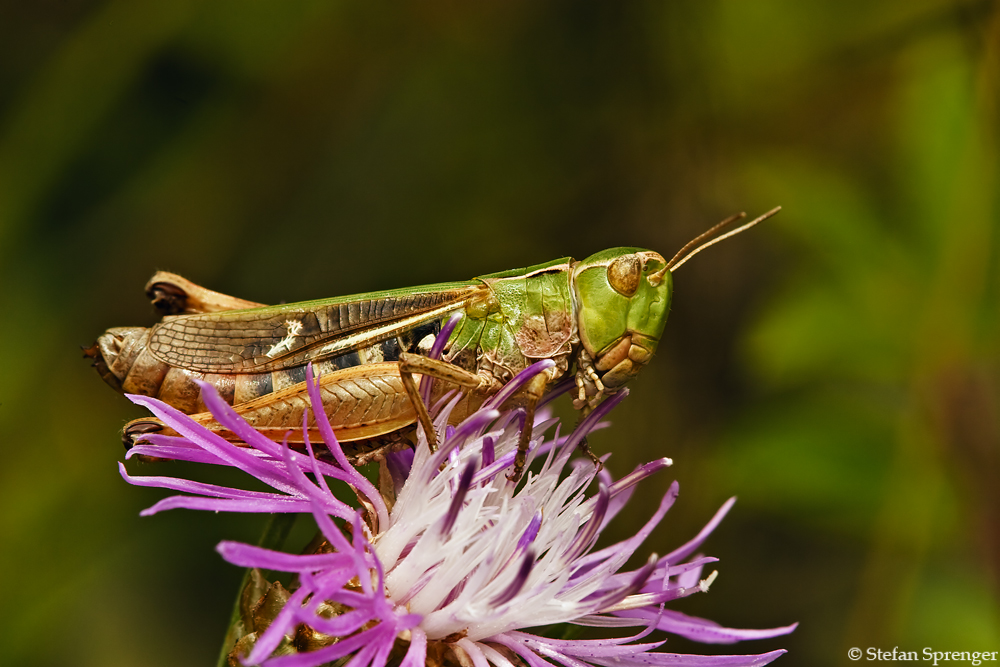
[[87, 208, 779, 481]]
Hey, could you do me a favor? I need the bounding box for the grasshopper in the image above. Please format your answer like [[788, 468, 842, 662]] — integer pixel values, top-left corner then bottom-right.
[[87, 208, 778, 481]]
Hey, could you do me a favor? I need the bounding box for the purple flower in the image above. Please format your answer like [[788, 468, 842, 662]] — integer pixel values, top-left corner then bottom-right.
[[121, 360, 795, 667]]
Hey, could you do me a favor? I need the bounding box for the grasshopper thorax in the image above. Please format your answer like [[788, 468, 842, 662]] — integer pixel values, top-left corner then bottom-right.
[[571, 248, 671, 390]]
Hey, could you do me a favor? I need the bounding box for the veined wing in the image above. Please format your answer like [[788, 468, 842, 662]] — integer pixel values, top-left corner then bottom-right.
[[147, 282, 485, 373]]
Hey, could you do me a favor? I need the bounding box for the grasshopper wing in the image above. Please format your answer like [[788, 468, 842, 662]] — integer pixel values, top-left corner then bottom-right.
[[146, 282, 486, 374]]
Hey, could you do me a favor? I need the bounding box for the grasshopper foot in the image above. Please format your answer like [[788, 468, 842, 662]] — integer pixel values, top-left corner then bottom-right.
[[577, 436, 604, 474], [123, 419, 165, 450], [573, 349, 605, 410]]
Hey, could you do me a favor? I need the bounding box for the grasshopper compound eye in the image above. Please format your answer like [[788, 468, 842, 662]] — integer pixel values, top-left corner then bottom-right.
[[606, 254, 642, 297]]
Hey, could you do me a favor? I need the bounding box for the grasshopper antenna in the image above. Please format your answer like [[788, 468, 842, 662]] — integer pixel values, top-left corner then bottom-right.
[[655, 206, 781, 279], [665, 211, 746, 270]]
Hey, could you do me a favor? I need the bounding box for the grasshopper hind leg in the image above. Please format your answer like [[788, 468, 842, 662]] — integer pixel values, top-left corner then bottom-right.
[[144, 271, 266, 316]]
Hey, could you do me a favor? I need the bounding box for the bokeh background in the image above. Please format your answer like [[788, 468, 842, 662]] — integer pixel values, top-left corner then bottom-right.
[[1, 2, 998, 665]]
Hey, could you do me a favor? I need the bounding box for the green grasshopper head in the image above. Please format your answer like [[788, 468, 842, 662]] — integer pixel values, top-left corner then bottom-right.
[[570, 208, 780, 394], [572, 248, 672, 390]]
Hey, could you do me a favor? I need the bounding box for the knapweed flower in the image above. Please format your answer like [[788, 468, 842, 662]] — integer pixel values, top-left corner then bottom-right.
[[121, 360, 795, 667]]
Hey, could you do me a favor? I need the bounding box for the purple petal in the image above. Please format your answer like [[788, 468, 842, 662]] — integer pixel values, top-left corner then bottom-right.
[[516, 510, 543, 552], [386, 448, 415, 495], [128, 434, 249, 465], [399, 628, 428, 667], [421, 312, 463, 405], [530, 421, 610, 463], [262, 620, 398, 667], [538, 374, 576, 408], [473, 444, 530, 486], [595, 468, 633, 531], [432, 312, 461, 360], [128, 433, 202, 449], [572, 481, 679, 574], [484, 359, 555, 410], [127, 443, 240, 465], [192, 382, 303, 466], [304, 365, 388, 528], [618, 609, 798, 645], [639, 557, 719, 594], [503, 628, 661, 650], [443, 412, 482, 447], [119, 463, 296, 501], [600, 555, 718, 600], [140, 495, 310, 516], [350, 512, 378, 598], [276, 433, 355, 522], [127, 393, 299, 494], [662, 498, 735, 565], [303, 503, 359, 563], [293, 609, 374, 642], [243, 585, 311, 663], [340, 635, 386, 667], [562, 390, 629, 453], [363, 627, 399, 667], [300, 412, 337, 502], [480, 642, 524, 667], [506, 630, 787, 666], [457, 639, 491, 667], [528, 644, 592, 667], [581, 553, 659, 613], [490, 636, 554, 667], [440, 461, 476, 537], [600, 582, 702, 609], [481, 436, 496, 468], [562, 483, 610, 565], [216, 541, 357, 573], [587, 649, 788, 667], [308, 506, 369, 589], [519, 637, 666, 659], [425, 408, 500, 477], [299, 568, 358, 603], [674, 561, 705, 590], [607, 458, 673, 498], [491, 549, 535, 605]]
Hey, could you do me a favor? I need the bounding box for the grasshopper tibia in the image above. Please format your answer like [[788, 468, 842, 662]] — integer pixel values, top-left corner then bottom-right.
[[509, 372, 549, 483]]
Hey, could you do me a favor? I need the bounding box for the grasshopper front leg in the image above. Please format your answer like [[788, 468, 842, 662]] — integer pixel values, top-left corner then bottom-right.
[[510, 372, 549, 483], [573, 347, 605, 411]]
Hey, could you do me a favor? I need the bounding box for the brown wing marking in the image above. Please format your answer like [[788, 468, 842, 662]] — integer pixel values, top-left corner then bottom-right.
[[147, 284, 484, 374]]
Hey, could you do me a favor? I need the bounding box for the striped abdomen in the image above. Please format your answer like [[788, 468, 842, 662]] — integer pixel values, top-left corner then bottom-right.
[[93, 319, 442, 414]]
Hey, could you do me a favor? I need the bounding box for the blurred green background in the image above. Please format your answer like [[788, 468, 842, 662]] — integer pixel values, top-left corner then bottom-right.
[[1, 1, 998, 665]]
